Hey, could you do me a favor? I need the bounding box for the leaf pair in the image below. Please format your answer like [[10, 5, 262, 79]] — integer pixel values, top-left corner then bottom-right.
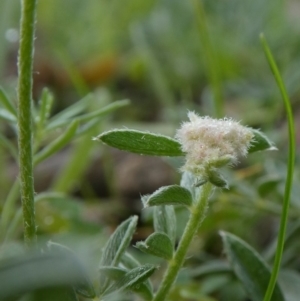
[[137, 185, 193, 260], [96, 128, 275, 157], [99, 216, 157, 299]]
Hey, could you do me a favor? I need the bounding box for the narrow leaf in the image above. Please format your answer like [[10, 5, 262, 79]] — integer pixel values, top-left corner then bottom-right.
[[249, 129, 276, 153], [100, 216, 138, 267], [220, 231, 284, 301], [33, 120, 79, 166], [75, 99, 129, 123], [145, 185, 193, 208], [153, 206, 176, 246], [0, 108, 17, 123], [97, 129, 184, 156], [99, 266, 127, 280], [47, 99, 129, 131], [100, 266, 153, 300], [0, 133, 18, 161], [121, 252, 141, 269], [103, 264, 156, 296], [136, 232, 173, 260], [36, 88, 54, 129], [0, 87, 17, 117], [46, 94, 92, 130]]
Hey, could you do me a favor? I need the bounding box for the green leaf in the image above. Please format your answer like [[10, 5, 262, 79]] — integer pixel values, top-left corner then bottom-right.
[[154, 206, 176, 246], [99, 266, 153, 300], [33, 120, 79, 166], [220, 231, 284, 301], [136, 232, 173, 260], [100, 216, 138, 267], [121, 252, 141, 269], [47, 242, 95, 298], [75, 99, 130, 123], [103, 264, 157, 297], [46, 94, 92, 130], [0, 132, 18, 161], [144, 185, 193, 208], [180, 171, 196, 192], [99, 216, 138, 293], [47, 98, 129, 131], [249, 129, 276, 153], [100, 266, 127, 280], [278, 269, 300, 301], [97, 129, 184, 156], [32, 286, 78, 301], [36, 88, 54, 129], [207, 169, 228, 188], [0, 108, 17, 123], [0, 87, 17, 117], [190, 260, 231, 277], [0, 252, 93, 300]]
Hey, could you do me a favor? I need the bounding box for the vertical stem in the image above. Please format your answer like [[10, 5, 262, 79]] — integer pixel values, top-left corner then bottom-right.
[[260, 34, 295, 301], [153, 183, 213, 301], [17, 0, 38, 246]]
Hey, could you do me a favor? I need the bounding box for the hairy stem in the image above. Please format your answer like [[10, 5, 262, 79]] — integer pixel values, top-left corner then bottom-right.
[[153, 183, 213, 301], [17, 0, 38, 246]]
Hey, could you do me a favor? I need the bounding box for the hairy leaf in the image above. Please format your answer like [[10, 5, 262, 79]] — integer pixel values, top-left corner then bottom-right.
[[221, 231, 284, 301], [249, 129, 276, 153], [145, 185, 193, 208], [97, 129, 184, 156], [154, 206, 176, 246], [136, 232, 173, 260]]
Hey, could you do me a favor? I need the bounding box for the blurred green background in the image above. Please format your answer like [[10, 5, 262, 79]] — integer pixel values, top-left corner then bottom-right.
[[0, 0, 300, 299]]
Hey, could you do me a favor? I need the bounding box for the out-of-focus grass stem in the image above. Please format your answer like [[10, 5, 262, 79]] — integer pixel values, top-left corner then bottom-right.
[[260, 33, 296, 301], [192, 0, 224, 118]]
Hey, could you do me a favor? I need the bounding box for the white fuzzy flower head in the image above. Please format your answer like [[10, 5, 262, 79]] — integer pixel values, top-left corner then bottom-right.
[[176, 112, 254, 175]]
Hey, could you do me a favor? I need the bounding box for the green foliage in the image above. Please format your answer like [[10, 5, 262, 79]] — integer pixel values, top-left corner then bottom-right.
[[47, 241, 96, 298], [0, 0, 299, 300], [207, 169, 228, 189], [221, 231, 284, 301], [0, 250, 93, 300], [143, 185, 193, 208], [102, 264, 157, 297], [99, 216, 138, 293], [34, 120, 79, 166], [97, 129, 184, 156], [153, 205, 177, 247], [99, 266, 154, 300], [136, 232, 174, 260], [248, 129, 276, 153], [0, 87, 17, 117]]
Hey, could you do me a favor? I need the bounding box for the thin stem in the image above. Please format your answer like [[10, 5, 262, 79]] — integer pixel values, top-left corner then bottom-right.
[[17, 0, 38, 246], [260, 33, 295, 301], [153, 183, 213, 301]]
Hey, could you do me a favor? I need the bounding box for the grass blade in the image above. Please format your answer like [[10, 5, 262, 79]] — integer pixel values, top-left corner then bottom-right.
[[260, 33, 296, 301]]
